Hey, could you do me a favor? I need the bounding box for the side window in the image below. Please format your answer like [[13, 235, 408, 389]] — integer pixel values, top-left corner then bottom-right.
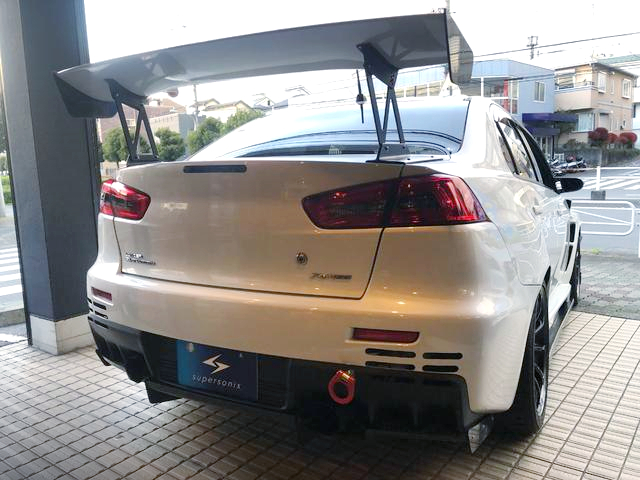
[[517, 125, 558, 191], [495, 125, 518, 175], [497, 121, 538, 181]]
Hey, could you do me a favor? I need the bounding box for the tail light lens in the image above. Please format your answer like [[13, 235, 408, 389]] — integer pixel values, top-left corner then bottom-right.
[[303, 174, 486, 229], [100, 179, 151, 220]]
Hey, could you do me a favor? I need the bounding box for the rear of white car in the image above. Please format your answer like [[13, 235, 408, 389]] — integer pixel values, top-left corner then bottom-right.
[[86, 97, 578, 440]]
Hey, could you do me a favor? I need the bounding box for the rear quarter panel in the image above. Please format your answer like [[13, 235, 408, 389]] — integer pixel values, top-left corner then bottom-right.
[[408, 100, 551, 286]]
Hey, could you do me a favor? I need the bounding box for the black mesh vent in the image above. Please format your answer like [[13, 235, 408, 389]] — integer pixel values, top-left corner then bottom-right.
[[143, 334, 178, 383], [257, 356, 290, 408]]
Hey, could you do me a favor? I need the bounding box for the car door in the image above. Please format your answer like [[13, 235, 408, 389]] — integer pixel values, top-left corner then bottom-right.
[[517, 125, 571, 295], [496, 119, 565, 290]]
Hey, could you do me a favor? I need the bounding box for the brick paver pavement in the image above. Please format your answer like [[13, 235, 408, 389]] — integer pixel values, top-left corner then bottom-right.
[[578, 253, 640, 320], [1, 311, 640, 479]]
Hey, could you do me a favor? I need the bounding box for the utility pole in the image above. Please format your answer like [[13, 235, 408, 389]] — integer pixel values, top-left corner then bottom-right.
[[527, 36, 539, 60], [192, 84, 200, 126]]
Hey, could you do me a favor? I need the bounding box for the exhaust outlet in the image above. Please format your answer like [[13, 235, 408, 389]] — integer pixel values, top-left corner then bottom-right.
[[328, 369, 356, 405]]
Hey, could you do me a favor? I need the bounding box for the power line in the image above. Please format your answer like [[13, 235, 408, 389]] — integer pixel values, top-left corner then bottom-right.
[[475, 31, 640, 58], [300, 33, 640, 97], [238, 31, 640, 104]]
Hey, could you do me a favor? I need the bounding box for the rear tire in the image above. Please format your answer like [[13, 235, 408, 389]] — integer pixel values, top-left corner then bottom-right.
[[570, 239, 581, 306], [500, 284, 549, 435]]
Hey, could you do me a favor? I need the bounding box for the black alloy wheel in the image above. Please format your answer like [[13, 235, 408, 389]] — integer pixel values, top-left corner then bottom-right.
[[570, 240, 581, 306], [532, 290, 548, 419], [499, 284, 549, 434]]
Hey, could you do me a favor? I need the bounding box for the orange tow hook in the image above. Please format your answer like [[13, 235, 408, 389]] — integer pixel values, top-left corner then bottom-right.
[[328, 369, 356, 405]]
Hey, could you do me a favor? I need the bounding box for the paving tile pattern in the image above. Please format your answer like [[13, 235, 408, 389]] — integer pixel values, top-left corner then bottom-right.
[[577, 254, 640, 320], [1, 311, 640, 479]]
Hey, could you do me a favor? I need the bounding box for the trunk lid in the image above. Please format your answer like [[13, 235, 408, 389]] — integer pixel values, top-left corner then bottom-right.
[[114, 158, 403, 298]]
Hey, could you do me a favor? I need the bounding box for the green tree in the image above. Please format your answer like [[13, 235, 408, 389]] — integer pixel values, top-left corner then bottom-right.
[[223, 108, 264, 134], [156, 128, 186, 161], [97, 142, 104, 163], [102, 128, 150, 162], [186, 117, 224, 154]]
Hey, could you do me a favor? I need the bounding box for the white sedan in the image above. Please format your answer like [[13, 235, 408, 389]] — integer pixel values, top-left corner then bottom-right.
[[56, 13, 581, 450], [89, 96, 581, 441]]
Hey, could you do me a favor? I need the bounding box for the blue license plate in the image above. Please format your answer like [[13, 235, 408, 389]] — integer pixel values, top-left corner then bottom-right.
[[176, 340, 258, 401]]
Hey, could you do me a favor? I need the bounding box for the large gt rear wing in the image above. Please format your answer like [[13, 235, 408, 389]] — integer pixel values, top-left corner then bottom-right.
[[55, 11, 473, 163]]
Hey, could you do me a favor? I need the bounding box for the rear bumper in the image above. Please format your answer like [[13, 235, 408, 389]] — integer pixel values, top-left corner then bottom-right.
[[88, 220, 541, 414], [89, 315, 483, 435]]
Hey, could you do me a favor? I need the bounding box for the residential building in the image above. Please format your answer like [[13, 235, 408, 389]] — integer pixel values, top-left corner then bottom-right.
[[554, 62, 636, 145], [97, 98, 186, 142], [148, 112, 197, 140], [394, 59, 564, 157], [199, 99, 252, 123], [598, 55, 640, 142], [462, 60, 555, 121], [253, 97, 288, 112]]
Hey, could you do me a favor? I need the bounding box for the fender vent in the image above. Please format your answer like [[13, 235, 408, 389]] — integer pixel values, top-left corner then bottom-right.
[[365, 361, 415, 371], [423, 352, 462, 360], [365, 348, 416, 358], [87, 298, 109, 320]]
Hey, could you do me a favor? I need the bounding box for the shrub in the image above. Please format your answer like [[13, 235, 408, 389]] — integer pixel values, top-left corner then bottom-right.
[[1, 175, 11, 204], [619, 131, 637, 148], [588, 127, 609, 146]]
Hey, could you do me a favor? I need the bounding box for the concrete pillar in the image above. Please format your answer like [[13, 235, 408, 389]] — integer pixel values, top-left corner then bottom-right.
[[0, 0, 100, 353]]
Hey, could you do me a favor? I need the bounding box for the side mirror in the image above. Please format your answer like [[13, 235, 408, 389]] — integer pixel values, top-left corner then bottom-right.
[[555, 177, 583, 193]]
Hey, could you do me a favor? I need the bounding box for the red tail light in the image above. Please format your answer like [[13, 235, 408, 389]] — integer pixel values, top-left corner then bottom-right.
[[353, 328, 419, 343], [302, 174, 487, 229], [100, 179, 151, 220]]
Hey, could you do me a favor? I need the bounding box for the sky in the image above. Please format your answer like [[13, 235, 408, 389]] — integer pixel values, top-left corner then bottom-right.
[[84, 0, 640, 106]]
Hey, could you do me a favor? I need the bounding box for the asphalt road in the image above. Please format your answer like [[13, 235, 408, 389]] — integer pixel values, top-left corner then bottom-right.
[[0, 208, 22, 314], [563, 165, 640, 201]]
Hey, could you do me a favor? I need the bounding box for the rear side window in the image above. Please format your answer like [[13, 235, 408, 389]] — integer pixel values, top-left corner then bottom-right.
[[497, 121, 538, 181]]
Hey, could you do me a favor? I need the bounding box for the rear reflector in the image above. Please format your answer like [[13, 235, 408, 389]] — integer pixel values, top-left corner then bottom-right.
[[91, 287, 112, 302], [353, 328, 419, 343], [302, 174, 486, 229], [100, 179, 151, 220]]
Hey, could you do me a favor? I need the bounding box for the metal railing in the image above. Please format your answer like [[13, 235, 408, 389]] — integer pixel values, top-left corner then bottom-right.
[[563, 166, 640, 257]]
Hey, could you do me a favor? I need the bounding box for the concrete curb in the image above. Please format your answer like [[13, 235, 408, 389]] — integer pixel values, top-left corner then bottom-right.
[[0, 308, 25, 327]]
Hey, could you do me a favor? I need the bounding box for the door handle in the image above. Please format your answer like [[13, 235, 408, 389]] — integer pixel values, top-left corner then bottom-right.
[[532, 205, 543, 215]]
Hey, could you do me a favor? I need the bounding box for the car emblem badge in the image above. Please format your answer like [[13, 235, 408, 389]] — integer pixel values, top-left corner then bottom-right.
[[124, 252, 156, 265], [202, 354, 230, 375], [295, 252, 308, 265]]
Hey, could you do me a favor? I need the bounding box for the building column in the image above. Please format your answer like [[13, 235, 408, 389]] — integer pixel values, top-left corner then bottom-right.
[[0, 0, 100, 353]]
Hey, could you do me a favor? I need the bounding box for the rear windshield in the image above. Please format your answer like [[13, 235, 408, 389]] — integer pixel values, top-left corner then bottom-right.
[[191, 100, 469, 159]]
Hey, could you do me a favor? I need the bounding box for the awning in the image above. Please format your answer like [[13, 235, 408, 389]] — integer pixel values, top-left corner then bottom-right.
[[55, 12, 473, 118], [522, 112, 577, 123], [526, 126, 560, 136]]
